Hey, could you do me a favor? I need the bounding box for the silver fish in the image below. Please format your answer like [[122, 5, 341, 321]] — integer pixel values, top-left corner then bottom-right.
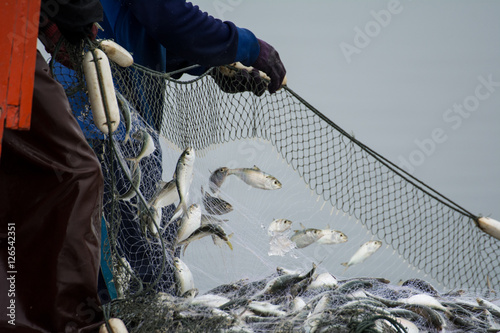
[[117, 164, 141, 201], [209, 167, 229, 194], [176, 204, 202, 244], [150, 178, 179, 209], [341, 240, 382, 271], [316, 227, 348, 245], [178, 223, 233, 255], [127, 129, 155, 170], [202, 186, 233, 215], [290, 228, 323, 249], [115, 91, 132, 143], [228, 165, 282, 190], [170, 147, 195, 222], [174, 257, 195, 297], [267, 219, 293, 236], [139, 203, 161, 238]]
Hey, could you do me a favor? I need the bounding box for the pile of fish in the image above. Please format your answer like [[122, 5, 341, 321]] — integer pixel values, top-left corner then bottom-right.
[[111, 146, 500, 332], [114, 262, 500, 333]]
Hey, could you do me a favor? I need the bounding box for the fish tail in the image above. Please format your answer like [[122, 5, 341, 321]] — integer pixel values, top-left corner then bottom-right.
[[124, 133, 130, 144], [341, 263, 349, 273]]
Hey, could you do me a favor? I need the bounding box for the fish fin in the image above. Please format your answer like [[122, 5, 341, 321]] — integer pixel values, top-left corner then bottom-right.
[[300, 223, 306, 229], [252, 165, 260, 170], [225, 240, 233, 251]]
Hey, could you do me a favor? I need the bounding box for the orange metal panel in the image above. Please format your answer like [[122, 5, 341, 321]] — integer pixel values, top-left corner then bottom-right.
[[0, 0, 40, 158]]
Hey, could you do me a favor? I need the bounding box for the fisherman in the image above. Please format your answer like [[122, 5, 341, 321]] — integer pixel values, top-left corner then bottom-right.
[[0, 1, 107, 332]]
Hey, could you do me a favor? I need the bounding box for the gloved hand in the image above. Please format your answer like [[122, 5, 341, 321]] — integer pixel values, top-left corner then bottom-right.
[[251, 39, 286, 94], [211, 65, 268, 96], [38, 20, 98, 69]]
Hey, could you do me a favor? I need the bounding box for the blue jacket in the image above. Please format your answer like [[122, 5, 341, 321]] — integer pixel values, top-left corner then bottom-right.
[[99, 0, 260, 74]]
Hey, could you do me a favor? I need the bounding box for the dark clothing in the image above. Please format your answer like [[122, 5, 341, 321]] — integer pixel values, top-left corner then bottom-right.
[[40, 0, 103, 43], [0, 52, 104, 332], [100, 0, 259, 73]]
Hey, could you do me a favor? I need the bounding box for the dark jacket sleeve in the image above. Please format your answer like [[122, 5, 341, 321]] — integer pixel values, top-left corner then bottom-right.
[[40, 0, 103, 42], [122, 0, 255, 68]]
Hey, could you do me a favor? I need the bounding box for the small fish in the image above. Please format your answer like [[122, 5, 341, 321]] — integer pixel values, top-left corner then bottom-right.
[[202, 186, 233, 215], [150, 179, 179, 209], [307, 272, 338, 291], [228, 165, 282, 190], [174, 257, 195, 297], [170, 147, 195, 222], [176, 204, 202, 244], [341, 240, 382, 271], [115, 91, 131, 143], [178, 223, 233, 255], [247, 301, 286, 317], [209, 167, 229, 194], [117, 164, 141, 201], [316, 226, 348, 245], [290, 228, 323, 249], [401, 294, 449, 314], [139, 203, 161, 238], [126, 129, 155, 170], [267, 219, 293, 236]]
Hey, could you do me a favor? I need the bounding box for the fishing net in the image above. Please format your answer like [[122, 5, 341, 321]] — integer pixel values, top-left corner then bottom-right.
[[50, 41, 500, 332]]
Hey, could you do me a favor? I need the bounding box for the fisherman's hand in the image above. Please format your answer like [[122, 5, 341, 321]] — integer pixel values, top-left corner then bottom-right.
[[251, 39, 286, 94], [211, 66, 268, 97], [39, 20, 98, 69]]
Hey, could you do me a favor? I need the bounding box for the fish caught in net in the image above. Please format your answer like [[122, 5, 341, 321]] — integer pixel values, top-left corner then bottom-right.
[[51, 41, 500, 332]]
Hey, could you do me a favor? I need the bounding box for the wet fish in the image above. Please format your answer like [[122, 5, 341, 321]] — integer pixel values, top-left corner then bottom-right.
[[290, 228, 324, 249], [174, 257, 195, 297], [202, 186, 233, 215], [316, 227, 348, 245], [117, 163, 141, 201], [115, 91, 131, 143], [176, 204, 202, 244], [247, 301, 286, 317], [341, 240, 382, 271], [170, 147, 195, 222], [209, 167, 229, 194], [139, 203, 161, 238], [307, 272, 338, 291], [228, 165, 282, 190], [400, 294, 449, 314], [178, 223, 233, 255], [268, 219, 293, 236], [150, 178, 179, 209], [126, 129, 155, 170]]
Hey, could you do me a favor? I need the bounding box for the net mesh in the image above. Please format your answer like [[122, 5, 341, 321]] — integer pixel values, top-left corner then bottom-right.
[[51, 43, 500, 332]]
